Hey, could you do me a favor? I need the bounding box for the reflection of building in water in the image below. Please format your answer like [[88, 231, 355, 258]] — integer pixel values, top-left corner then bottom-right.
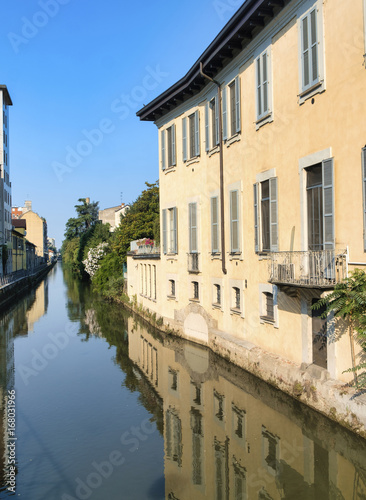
[[26, 280, 48, 334], [84, 309, 103, 337], [128, 318, 366, 500]]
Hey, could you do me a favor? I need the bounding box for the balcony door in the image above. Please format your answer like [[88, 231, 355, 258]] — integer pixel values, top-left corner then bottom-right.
[[307, 164, 323, 251]]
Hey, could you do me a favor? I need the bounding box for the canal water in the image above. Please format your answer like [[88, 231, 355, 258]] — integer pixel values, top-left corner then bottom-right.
[[0, 263, 365, 499]]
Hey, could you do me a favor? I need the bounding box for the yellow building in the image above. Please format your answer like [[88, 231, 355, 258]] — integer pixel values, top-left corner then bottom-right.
[[129, 0, 366, 389], [11, 219, 26, 272], [20, 209, 48, 263]]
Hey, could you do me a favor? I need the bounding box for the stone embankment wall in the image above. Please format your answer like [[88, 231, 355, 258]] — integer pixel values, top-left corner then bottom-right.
[[0, 263, 55, 311]]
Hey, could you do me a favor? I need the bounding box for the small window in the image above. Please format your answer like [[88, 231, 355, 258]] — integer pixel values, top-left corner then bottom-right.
[[263, 292, 274, 321], [230, 190, 240, 253], [214, 391, 224, 421], [222, 76, 240, 140], [168, 368, 178, 391], [233, 287, 240, 311], [213, 284, 221, 306], [256, 49, 271, 122], [192, 281, 199, 300], [168, 279, 176, 298], [211, 196, 220, 253]]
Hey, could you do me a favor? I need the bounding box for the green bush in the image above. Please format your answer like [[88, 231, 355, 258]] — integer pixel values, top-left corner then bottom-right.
[[92, 252, 124, 298]]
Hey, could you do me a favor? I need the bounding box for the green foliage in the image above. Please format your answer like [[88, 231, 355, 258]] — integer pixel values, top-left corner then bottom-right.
[[312, 269, 366, 387], [92, 252, 124, 298], [64, 198, 99, 241], [112, 181, 159, 263]]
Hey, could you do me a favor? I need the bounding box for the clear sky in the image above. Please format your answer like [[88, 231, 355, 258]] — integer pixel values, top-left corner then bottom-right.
[[1, 0, 242, 248]]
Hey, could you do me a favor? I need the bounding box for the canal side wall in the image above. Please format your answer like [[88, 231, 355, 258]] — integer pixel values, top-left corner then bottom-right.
[[122, 298, 366, 439], [0, 262, 56, 312]]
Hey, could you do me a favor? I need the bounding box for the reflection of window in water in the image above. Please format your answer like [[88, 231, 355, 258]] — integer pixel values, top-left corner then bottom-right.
[[262, 427, 279, 475], [165, 409, 182, 467], [168, 368, 178, 392], [232, 405, 245, 440], [191, 409, 203, 485], [233, 458, 246, 500], [214, 439, 228, 500], [214, 391, 224, 421], [191, 381, 201, 406], [258, 488, 273, 499]]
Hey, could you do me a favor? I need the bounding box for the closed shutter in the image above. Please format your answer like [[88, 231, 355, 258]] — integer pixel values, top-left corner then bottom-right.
[[269, 177, 278, 251], [194, 110, 200, 157], [363, 148, 366, 251], [182, 117, 187, 162], [215, 96, 219, 145], [262, 52, 268, 115], [301, 15, 310, 89], [301, 10, 318, 90], [235, 76, 241, 133], [161, 130, 166, 171], [256, 57, 262, 118], [322, 158, 335, 250], [211, 196, 219, 253], [173, 207, 178, 254], [162, 209, 167, 254], [205, 102, 210, 152], [230, 190, 239, 252], [253, 183, 259, 253], [222, 86, 227, 141], [172, 124, 176, 166], [310, 9, 318, 84], [189, 203, 197, 253]]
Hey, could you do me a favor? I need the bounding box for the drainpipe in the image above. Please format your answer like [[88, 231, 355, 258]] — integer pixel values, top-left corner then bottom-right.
[[199, 62, 227, 275]]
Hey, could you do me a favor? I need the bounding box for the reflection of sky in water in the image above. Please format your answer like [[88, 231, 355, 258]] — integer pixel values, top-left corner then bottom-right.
[[0, 263, 364, 499]]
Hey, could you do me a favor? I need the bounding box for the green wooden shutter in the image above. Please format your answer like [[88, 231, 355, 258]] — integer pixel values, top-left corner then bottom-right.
[[205, 102, 210, 152], [322, 158, 335, 250], [194, 110, 200, 157], [363, 148, 366, 251], [189, 202, 197, 253], [262, 52, 268, 114], [230, 190, 239, 252], [162, 209, 167, 254], [235, 76, 241, 133], [173, 207, 178, 254], [211, 196, 219, 253], [222, 86, 227, 141], [253, 183, 259, 253], [310, 8, 318, 84], [301, 15, 310, 90], [172, 124, 176, 166], [182, 117, 187, 162], [161, 130, 166, 171], [215, 95, 219, 145], [269, 177, 278, 252], [256, 57, 262, 118]]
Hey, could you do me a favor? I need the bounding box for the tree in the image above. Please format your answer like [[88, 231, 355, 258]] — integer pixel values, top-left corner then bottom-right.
[[64, 198, 99, 241], [312, 269, 366, 387]]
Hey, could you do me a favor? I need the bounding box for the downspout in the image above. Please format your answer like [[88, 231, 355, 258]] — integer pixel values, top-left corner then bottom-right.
[[199, 62, 227, 275]]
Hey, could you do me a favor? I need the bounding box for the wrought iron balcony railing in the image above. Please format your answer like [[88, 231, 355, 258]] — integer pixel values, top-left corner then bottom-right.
[[269, 249, 347, 288], [187, 252, 200, 273]]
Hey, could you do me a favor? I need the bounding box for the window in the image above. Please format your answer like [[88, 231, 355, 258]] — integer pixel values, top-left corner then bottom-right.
[[192, 281, 199, 300], [256, 49, 272, 122], [213, 391, 224, 421], [263, 292, 274, 321], [306, 159, 334, 250], [188, 202, 198, 253], [211, 196, 220, 253], [205, 97, 219, 151], [169, 279, 176, 297], [183, 110, 200, 161], [254, 177, 278, 253], [232, 287, 241, 311], [213, 284, 221, 306], [161, 125, 176, 171], [168, 368, 178, 391], [363, 148, 366, 251], [230, 190, 240, 253], [162, 207, 178, 254], [262, 427, 279, 475], [222, 76, 241, 140], [298, 4, 325, 100]]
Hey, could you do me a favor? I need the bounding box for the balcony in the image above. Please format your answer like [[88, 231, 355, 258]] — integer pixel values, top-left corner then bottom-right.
[[187, 252, 200, 273], [269, 249, 348, 288]]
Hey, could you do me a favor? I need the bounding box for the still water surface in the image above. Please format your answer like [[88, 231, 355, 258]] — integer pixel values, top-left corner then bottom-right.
[[0, 263, 365, 499]]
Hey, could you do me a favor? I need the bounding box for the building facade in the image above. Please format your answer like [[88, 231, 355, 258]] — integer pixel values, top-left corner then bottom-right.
[[0, 86, 13, 275], [129, 0, 366, 385], [19, 207, 48, 263], [98, 203, 130, 231]]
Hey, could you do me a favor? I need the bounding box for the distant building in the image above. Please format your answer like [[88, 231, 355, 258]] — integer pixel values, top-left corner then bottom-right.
[[98, 203, 129, 231], [11, 219, 26, 272], [47, 237, 56, 249], [19, 202, 48, 263], [0, 85, 13, 274]]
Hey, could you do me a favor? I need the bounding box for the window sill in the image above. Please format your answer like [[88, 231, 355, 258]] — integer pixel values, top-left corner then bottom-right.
[[189, 298, 200, 303], [165, 254, 178, 261], [230, 308, 242, 316], [256, 112, 273, 130], [260, 315, 275, 325], [208, 145, 220, 157], [212, 303, 222, 310], [167, 295, 176, 301], [229, 252, 242, 261], [298, 80, 325, 104], [211, 253, 221, 260], [258, 252, 271, 261], [225, 133, 240, 147], [186, 156, 200, 166], [163, 166, 176, 174]]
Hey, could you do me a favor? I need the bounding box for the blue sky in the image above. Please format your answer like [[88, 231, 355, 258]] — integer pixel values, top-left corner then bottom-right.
[[1, 0, 242, 247]]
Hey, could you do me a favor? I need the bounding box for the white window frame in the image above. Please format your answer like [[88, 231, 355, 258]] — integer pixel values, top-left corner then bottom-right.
[[229, 186, 241, 255], [210, 194, 220, 254], [230, 279, 244, 317], [254, 169, 278, 253], [255, 46, 273, 128], [161, 124, 176, 171], [162, 206, 178, 255], [259, 283, 279, 328], [222, 76, 241, 141], [205, 96, 219, 152], [298, 0, 325, 103], [183, 110, 200, 162]]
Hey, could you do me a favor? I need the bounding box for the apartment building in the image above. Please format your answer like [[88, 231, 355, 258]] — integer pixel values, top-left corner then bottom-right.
[[129, 0, 366, 384], [0, 86, 13, 274]]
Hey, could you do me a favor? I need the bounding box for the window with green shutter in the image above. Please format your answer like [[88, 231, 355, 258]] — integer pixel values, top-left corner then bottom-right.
[[230, 190, 240, 253], [211, 196, 220, 253]]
